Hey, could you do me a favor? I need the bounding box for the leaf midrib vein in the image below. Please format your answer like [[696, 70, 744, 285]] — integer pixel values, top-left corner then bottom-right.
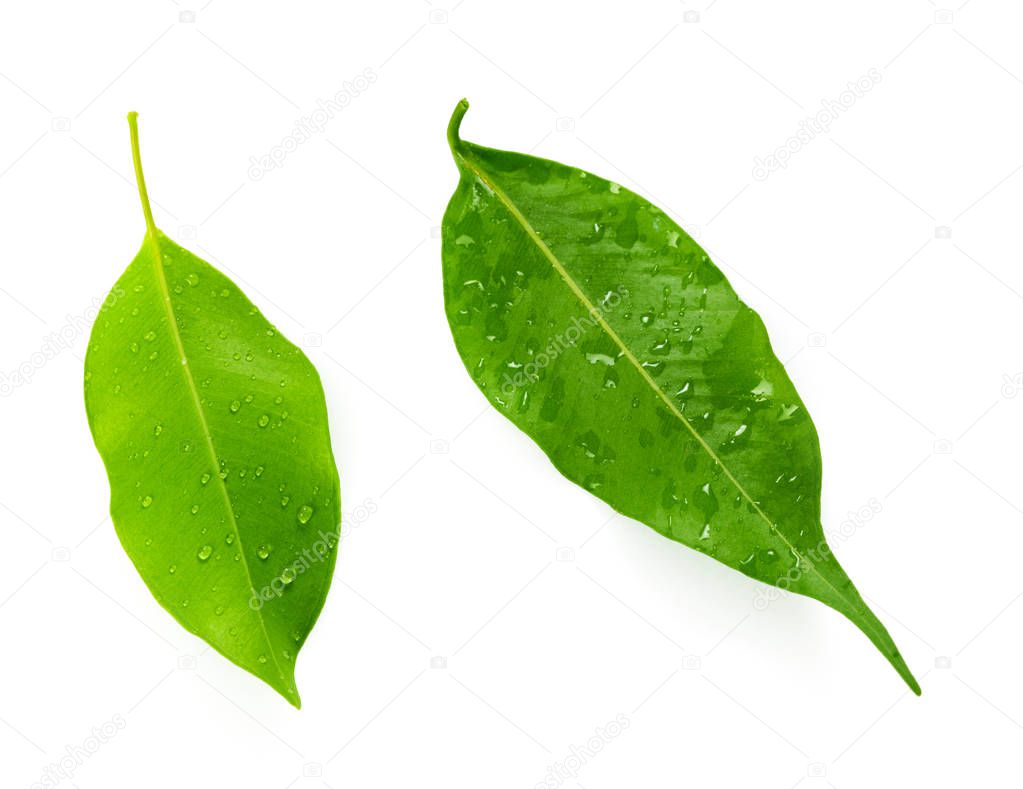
[[454, 150, 867, 628], [147, 231, 289, 689]]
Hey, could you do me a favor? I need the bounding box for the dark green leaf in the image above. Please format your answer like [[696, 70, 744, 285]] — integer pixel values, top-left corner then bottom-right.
[[441, 99, 919, 693], [84, 113, 341, 706]]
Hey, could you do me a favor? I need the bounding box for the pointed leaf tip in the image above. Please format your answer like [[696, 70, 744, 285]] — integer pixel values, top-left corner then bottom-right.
[[904, 665, 922, 696], [884, 646, 921, 695]]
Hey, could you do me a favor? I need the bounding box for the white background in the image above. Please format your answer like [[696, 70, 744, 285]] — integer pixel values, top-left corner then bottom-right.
[[1, 1, 1021, 786]]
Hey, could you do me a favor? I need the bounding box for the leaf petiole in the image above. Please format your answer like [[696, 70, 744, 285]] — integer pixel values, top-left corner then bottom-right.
[[127, 111, 157, 237], [446, 98, 469, 154]]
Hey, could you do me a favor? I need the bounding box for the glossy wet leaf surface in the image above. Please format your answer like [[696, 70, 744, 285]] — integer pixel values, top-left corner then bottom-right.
[[84, 114, 340, 707], [441, 100, 918, 693]]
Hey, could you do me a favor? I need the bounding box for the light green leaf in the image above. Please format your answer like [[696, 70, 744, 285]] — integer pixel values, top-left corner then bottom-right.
[[441, 99, 919, 693], [84, 113, 341, 707]]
